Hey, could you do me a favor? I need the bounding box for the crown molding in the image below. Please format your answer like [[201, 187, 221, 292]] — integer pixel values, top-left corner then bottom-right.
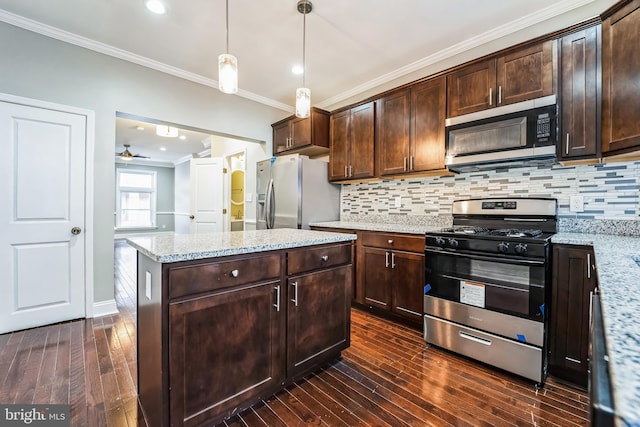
[[316, 0, 595, 108], [0, 9, 294, 113]]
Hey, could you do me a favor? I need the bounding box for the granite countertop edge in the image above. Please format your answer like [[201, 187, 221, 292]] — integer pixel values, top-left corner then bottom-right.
[[309, 220, 442, 235], [552, 232, 640, 427], [127, 229, 356, 263]]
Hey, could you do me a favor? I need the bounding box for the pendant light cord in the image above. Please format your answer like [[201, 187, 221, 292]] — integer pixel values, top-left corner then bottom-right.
[[225, 0, 230, 54], [302, 0, 307, 88]]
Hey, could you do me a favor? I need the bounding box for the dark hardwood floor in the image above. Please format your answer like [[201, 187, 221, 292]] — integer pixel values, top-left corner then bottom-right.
[[0, 240, 589, 426]]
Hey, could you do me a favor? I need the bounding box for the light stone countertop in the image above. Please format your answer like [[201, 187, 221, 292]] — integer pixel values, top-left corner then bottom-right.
[[309, 220, 442, 235], [127, 229, 356, 263], [553, 232, 640, 427]]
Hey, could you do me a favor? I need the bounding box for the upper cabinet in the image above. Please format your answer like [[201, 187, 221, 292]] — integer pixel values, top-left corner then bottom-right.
[[447, 40, 556, 117], [559, 26, 600, 161], [272, 107, 330, 157], [377, 77, 447, 177], [601, 0, 640, 157], [329, 102, 375, 182]]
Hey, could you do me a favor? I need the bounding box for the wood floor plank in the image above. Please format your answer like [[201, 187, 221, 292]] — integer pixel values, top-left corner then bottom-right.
[[0, 241, 590, 427]]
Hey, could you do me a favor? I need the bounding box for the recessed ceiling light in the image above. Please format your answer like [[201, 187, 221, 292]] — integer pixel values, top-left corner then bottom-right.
[[144, 0, 166, 15], [159, 147, 167, 151], [136, 126, 145, 131], [291, 65, 304, 75], [179, 135, 187, 140]]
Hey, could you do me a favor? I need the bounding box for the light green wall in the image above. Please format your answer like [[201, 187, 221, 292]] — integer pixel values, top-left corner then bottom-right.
[[0, 22, 285, 303]]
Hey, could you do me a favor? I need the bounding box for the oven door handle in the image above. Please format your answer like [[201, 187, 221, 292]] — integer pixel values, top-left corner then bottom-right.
[[424, 248, 545, 267]]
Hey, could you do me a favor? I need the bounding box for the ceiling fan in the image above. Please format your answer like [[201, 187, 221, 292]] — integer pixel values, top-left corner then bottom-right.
[[116, 144, 149, 161]]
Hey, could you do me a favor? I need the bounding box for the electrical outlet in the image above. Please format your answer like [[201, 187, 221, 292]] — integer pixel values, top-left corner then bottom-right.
[[569, 195, 584, 212], [395, 197, 402, 208]]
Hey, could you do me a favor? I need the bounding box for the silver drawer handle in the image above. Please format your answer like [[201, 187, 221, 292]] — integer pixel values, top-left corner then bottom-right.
[[291, 281, 298, 306], [273, 285, 280, 312], [459, 331, 492, 346], [231, 269, 239, 278], [321, 255, 328, 262]]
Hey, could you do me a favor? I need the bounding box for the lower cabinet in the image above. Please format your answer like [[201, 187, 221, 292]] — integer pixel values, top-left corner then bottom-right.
[[137, 242, 353, 427], [358, 231, 425, 325], [549, 244, 597, 387]]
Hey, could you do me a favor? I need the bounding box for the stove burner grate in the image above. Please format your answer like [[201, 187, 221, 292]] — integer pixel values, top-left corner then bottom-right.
[[489, 229, 543, 238]]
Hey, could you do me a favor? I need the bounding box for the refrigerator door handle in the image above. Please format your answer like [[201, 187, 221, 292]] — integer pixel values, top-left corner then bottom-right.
[[266, 178, 275, 229]]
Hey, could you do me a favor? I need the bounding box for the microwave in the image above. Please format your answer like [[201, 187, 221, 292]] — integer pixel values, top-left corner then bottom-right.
[[445, 96, 557, 172]]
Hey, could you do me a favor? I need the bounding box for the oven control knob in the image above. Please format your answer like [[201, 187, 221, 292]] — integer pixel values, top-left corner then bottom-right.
[[515, 243, 527, 255], [448, 238, 459, 249], [435, 237, 446, 247], [497, 242, 509, 253]]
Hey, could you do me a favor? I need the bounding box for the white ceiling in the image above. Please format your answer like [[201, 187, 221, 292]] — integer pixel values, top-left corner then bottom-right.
[[0, 0, 612, 114]]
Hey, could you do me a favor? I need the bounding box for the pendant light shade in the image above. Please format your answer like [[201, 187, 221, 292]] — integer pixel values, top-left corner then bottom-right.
[[295, 0, 312, 118], [218, 0, 238, 94]]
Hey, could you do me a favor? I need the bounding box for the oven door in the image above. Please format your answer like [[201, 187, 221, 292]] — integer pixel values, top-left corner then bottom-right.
[[424, 248, 546, 321]]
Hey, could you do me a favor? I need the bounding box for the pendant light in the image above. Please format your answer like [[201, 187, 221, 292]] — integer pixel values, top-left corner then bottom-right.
[[218, 0, 238, 94], [295, 0, 312, 118]]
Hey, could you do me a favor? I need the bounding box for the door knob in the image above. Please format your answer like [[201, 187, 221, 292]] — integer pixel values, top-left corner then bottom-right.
[[189, 215, 195, 219], [71, 227, 82, 235]]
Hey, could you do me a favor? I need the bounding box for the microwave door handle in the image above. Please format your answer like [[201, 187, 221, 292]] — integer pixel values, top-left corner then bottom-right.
[[424, 248, 545, 267]]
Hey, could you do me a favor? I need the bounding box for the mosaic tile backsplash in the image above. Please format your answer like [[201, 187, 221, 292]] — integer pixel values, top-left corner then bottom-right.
[[340, 160, 640, 234]]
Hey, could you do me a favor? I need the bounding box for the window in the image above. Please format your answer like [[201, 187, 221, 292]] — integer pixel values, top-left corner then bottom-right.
[[116, 169, 157, 229]]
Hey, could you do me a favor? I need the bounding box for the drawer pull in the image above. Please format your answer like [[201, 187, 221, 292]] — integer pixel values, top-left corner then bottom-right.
[[388, 239, 393, 244], [459, 331, 492, 346], [321, 255, 329, 262], [231, 269, 239, 278]]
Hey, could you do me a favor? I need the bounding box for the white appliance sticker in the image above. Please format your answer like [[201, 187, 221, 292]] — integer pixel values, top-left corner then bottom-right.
[[460, 281, 485, 308]]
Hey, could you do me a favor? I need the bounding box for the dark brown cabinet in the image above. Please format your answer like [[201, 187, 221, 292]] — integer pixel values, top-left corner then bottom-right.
[[559, 26, 600, 160], [358, 231, 425, 325], [377, 77, 447, 177], [137, 241, 353, 427], [447, 40, 556, 117], [272, 107, 330, 156], [329, 102, 375, 181], [549, 244, 597, 387], [601, 0, 640, 157]]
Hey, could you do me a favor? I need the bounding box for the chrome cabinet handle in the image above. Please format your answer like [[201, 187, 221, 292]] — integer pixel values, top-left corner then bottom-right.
[[489, 87, 493, 106], [391, 252, 396, 269], [403, 157, 407, 171], [566, 133, 570, 155], [344, 165, 348, 177], [274, 285, 280, 311], [321, 255, 329, 262], [71, 227, 82, 235], [385, 251, 390, 268], [291, 281, 298, 306], [498, 85, 502, 104], [231, 269, 239, 278], [410, 156, 414, 171], [349, 165, 353, 177], [587, 253, 591, 279]]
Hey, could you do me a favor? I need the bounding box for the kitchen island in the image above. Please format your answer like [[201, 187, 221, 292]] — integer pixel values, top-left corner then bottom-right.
[[127, 229, 356, 427]]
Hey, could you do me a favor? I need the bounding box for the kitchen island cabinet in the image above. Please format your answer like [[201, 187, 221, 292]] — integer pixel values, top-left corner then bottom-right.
[[128, 230, 355, 427]]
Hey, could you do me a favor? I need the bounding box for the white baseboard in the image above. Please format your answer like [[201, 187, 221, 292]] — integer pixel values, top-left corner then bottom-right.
[[92, 299, 119, 317]]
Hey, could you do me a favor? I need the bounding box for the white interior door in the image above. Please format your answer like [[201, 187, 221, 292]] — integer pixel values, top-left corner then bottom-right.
[[0, 101, 87, 334], [190, 158, 224, 233]]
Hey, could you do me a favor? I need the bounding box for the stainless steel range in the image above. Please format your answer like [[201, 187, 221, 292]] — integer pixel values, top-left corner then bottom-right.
[[424, 197, 557, 386]]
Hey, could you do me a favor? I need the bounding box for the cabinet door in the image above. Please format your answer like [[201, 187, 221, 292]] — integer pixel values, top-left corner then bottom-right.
[[287, 266, 352, 377], [497, 40, 555, 106], [169, 281, 285, 427], [349, 102, 376, 179], [377, 89, 411, 176], [329, 109, 350, 181], [560, 27, 599, 160], [291, 115, 311, 149], [602, 0, 640, 155], [447, 59, 496, 117], [549, 245, 597, 386], [411, 77, 446, 172], [390, 251, 424, 324], [273, 120, 291, 154], [362, 247, 391, 309]]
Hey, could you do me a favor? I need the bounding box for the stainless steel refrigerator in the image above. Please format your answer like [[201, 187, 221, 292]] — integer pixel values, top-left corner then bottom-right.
[[256, 154, 340, 229]]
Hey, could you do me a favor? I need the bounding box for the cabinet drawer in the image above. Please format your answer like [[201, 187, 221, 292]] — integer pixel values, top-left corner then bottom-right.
[[288, 243, 352, 275], [361, 232, 424, 252], [169, 254, 281, 299]]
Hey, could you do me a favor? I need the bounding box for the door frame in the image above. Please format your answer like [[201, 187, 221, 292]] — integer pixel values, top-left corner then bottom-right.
[[0, 92, 96, 318], [223, 148, 246, 232]]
